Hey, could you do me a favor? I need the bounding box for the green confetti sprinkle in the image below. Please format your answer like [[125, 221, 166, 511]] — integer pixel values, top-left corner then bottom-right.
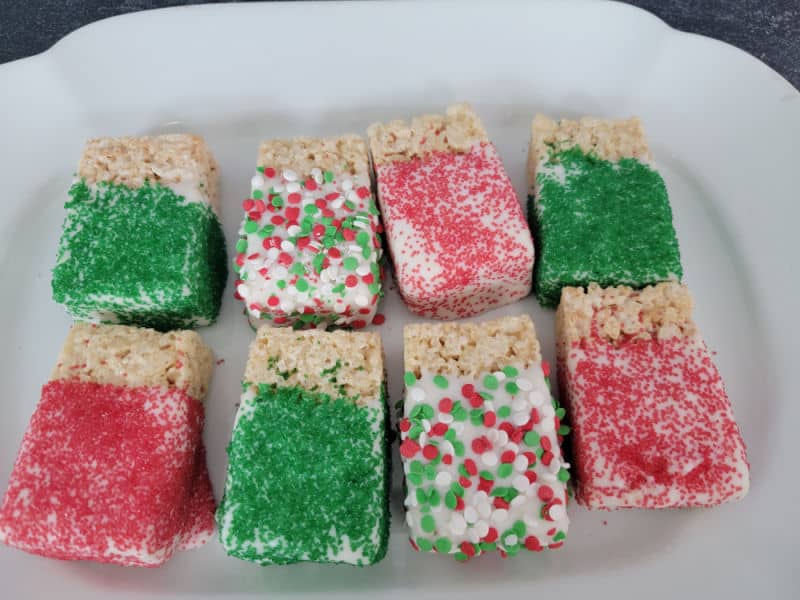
[[435, 538, 452, 553], [404, 371, 417, 386], [502, 366, 519, 377], [497, 406, 511, 418], [420, 515, 436, 533], [498, 463, 513, 478], [343, 257, 358, 270], [244, 220, 258, 234], [505, 381, 519, 395], [433, 375, 449, 389], [524, 431, 541, 447], [416, 537, 433, 552], [252, 189, 264, 200], [483, 375, 498, 390]]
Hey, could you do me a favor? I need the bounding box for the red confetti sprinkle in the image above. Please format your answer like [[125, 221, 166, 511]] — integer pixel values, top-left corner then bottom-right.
[[537, 485, 554, 502], [400, 439, 420, 458], [422, 445, 439, 460], [438, 397, 453, 413], [372, 313, 386, 325]]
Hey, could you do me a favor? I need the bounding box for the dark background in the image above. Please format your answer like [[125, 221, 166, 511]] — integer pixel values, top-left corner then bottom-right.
[[1, 0, 798, 89]]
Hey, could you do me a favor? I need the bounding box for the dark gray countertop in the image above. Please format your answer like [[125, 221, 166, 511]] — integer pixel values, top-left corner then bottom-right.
[[1, 1, 798, 90]]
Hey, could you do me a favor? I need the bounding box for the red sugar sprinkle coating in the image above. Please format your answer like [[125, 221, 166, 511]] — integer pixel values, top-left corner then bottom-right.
[[562, 331, 749, 509], [374, 143, 533, 319], [0, 381, 214, 566]]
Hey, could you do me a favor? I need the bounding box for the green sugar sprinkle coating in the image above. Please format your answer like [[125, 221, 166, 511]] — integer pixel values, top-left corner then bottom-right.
[[52, 180, 227, 330], [530, 146, 682, 307], [217, 383, 389, 566]]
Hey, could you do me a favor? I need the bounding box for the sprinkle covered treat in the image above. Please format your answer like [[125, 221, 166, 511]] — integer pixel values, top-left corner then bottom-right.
[[556, 283, 749, 509], [401, 316, 570, 560], [217, 328, 389, 565], [527, 115, 682, 307], [0, 323, 217, 566], [233, 136, 382, 329], [368, 104, 534, 319], [52, 135, 228, 330]]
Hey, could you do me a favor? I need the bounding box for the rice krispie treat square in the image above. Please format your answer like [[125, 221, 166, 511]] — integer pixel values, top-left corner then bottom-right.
[[369, 104, 534, 319], [527, 115, 682, 307], [52, 135, 228, 330], [217, 328, 389, 565], [556, 283, 749, 508], [0, 323, 217, 566], [233, 136, 382, 329], [400, 316, 570, 560]]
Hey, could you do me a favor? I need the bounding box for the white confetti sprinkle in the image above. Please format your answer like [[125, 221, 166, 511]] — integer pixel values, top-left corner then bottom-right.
[[282, 169, 298, 182], [236, 284, 249, 298], [347, 190, 359, 202], [468, 529, 481, 544], [440, 441, 455, 456], [513, 455, 528, 471], [250, 174, 265, 189], [548, 504, 566, 521], [475, 520, 490, 538], [541, 404, 556, 418], [406, 513, 414, 527], [421, 419, 431, 432], [510, 495, 526, 508], [439, 412, 454, 424], [450, 514, 467, 535], [331, 198, 344, 209], [517, 378, 533, 391], [497, 431, 509, 446], [354, 295, 369, 307], [523, 513, 540, 527], [487, 429, 500, 444], [505, 441, 519, 453], [511, 411, 530, 426], [492, 509, 509, 524], [477, 501, 492, 519], [272, 183, 285, 193], [285, 181, 301, 193], [493, 370, 506, 382], [481, 451, 498, 466], [409, 387, 425, 403], [549, 458, 562, 472], [431, 503, 443, 513], [542, 472, 558, 482], [419, 432, 428, 446], [483, 400, 495, 411], [310, 167, 322, 183], [280, 240, 294, 252], [474, 491, 489, 504], [540, 418, 556, 433], [341, 179, 353, 191], [513, 475, 530, 492], [435, 471, 452, 487], [453, 422, 465, 434], [529, 391, 546, 406], [287, 225, 301, 236], [511, 398, 528, 411], [505, 534, 518, 546], [464, 507, 478, 524], [356, 263, 371, 276]]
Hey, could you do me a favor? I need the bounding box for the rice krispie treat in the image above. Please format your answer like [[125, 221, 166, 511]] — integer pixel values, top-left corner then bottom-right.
[[527, 115, 682, 307], [556, 283, 749, 508], [52, 135, 228, 330], [217, 328, 389, 565], [0, 323, 216, 566], [400, 316, 570, 560], [368, 104, 534, 319], [233, 136, 382, 329]]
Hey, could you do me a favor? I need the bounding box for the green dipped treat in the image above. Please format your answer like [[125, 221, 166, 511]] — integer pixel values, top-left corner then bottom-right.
[[527, 115, 682, 307], [217, 328, 389, 565], [52, 135, 227, 330]]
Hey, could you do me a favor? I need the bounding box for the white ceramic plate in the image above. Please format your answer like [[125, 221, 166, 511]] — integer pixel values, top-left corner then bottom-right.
[[1, 1, 798, 598]]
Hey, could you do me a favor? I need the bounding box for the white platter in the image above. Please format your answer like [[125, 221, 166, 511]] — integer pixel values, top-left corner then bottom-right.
[[1, 1, 798, 598]]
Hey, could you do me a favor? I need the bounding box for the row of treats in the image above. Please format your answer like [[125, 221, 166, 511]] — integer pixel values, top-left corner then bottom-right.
[[0, 104, 749, 567]]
